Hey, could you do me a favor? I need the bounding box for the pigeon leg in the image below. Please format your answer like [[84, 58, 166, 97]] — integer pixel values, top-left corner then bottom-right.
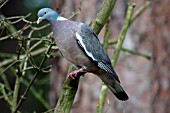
[[67, 68, 84, 79]]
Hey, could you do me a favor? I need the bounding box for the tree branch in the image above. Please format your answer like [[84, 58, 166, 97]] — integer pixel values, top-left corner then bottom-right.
[[121, 47, 152, 60], [96, 3, 135, 113], [90, 0, 117, 34], [54, 0, 117, 113], [111, 3, 135, 66], [130, 1, 151, 25], [13, 42, 53, 113]]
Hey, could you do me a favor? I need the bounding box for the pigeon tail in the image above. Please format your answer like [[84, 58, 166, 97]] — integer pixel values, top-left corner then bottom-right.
[[99, 73, 129, 101]]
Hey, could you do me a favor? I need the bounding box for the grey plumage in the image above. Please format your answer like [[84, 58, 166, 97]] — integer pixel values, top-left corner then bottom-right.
[[37, 8, 129, 101]]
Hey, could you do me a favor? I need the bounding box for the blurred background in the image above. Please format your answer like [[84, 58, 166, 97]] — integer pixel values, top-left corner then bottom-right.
[[0, 0, 170, 113]]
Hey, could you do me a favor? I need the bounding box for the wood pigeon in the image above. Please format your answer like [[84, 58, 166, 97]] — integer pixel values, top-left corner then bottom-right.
[[37, 8, 128, 101]]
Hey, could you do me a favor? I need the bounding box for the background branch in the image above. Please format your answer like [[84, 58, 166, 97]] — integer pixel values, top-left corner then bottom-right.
[[96, 3, 135, 113]]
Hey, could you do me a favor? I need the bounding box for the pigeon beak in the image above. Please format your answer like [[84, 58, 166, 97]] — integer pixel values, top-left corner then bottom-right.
[[37, 17, 42, 24]]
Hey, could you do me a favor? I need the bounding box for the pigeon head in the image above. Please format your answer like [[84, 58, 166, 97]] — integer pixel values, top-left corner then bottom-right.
[[37, 8, 59, 24]]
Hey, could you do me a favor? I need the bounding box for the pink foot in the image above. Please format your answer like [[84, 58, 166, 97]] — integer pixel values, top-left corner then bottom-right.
[[67, 68, 83, 79]]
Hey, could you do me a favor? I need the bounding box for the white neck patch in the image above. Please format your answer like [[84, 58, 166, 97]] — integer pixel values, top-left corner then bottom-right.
[[57, 16, 68, 21]]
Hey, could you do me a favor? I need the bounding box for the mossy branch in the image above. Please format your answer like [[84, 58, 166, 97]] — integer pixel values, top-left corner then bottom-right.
[[96, 1, 151, 112], [90, 0, 117, 34], [96, 3, 135, 113], [54, 0, 117, 113], [111, 3, 135, 66]]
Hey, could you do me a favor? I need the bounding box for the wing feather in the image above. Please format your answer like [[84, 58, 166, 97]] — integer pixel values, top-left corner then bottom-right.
[[76, 23, 120, 82]]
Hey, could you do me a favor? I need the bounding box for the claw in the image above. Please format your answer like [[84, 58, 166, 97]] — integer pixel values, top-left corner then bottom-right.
[[68, 73, 75, 79], [67, 68, 83, 79]]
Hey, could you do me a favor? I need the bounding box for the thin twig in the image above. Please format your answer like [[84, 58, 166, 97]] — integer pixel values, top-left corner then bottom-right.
[[0, 60, 20, 76], [12, 37, 24, 113], [96, 3, 135, 113], [0, 25, 31, 41], [0, 0, 8, 8], [21, 78, 50, 110], [22, 30, 33, 76], [130, 1, 151, 25], [0, 48, 47, 67], [13, 42, 53, 113], [43, 108, 55, 113], [1, 73, 12, 91], [108, 46, 152, 60], [68, 0, 82, 19], [6, 13, 32, 24], [121, 47, 152, 60], [111, 3, 135, 66], [0, 83, 12, 107]]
